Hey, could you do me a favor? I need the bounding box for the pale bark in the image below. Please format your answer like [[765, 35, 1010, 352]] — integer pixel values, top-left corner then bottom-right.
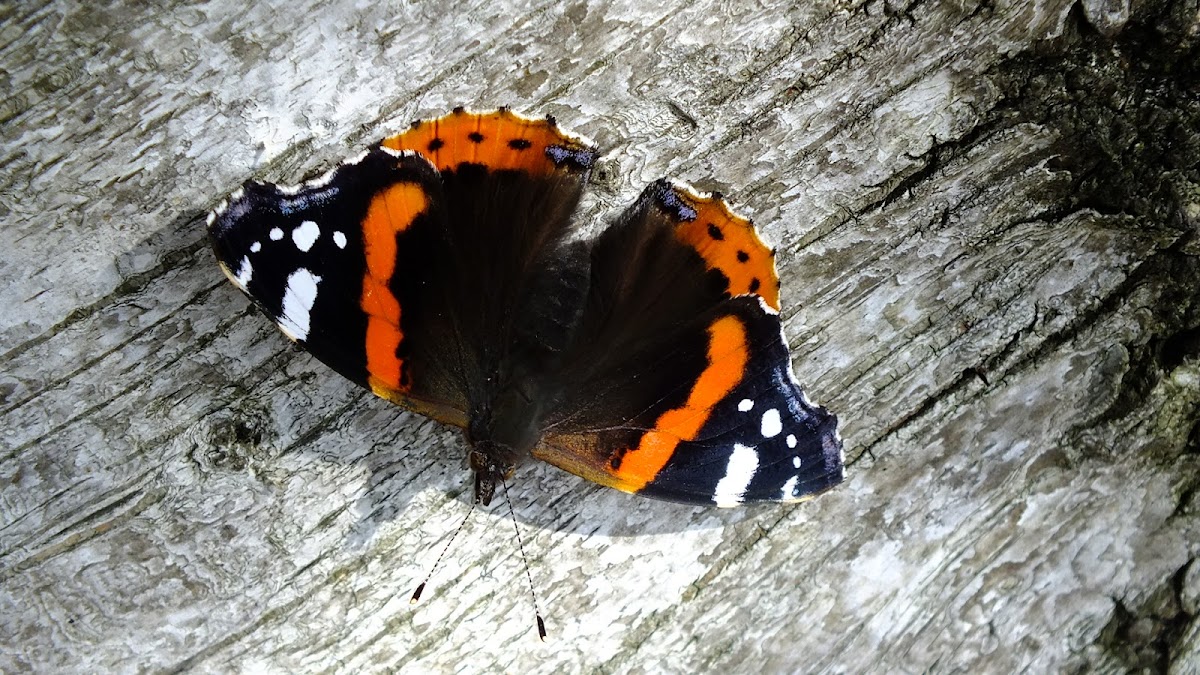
[[2, 0, 1198, 672]]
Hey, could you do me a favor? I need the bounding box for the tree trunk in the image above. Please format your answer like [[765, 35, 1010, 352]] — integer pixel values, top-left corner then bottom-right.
[[2, 0, 1198, 672]]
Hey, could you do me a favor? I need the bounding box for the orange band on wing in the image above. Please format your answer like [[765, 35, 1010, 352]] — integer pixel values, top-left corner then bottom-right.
[[614, 315, 750, 490], [381, 108, 594, 176], [360, 182, 428, 393], [670, 186, 781, 310]]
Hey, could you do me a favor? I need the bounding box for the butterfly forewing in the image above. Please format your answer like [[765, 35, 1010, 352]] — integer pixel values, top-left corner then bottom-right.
[[535, 181, 843, 505]]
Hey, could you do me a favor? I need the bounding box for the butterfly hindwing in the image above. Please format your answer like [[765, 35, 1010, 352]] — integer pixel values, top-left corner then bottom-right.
[[381, 106, 597, 175], [535, 181, 843, 505], [649, 179, 782, 310], [380, 109, 598, 442]]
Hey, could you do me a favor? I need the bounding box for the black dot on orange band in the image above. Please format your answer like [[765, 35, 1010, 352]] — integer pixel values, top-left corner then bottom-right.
[[468, 132, 484, 143], [508, 138, 532, 150], [736, 250, 749, 262], [749, 278, 761, 292], [427, 138, 444, 151], [707, 223, 724, 240]]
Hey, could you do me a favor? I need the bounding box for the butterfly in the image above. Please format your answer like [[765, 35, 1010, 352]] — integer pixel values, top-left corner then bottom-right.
[[207, 107, 843, 508]]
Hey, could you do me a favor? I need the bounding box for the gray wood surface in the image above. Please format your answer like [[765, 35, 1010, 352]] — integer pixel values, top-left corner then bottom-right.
[[3, 0, 1198, 672]]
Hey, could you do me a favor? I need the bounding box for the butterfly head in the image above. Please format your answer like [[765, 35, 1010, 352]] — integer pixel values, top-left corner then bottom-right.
[[465, 380, 542, 505], [468, 446, 516, 506]]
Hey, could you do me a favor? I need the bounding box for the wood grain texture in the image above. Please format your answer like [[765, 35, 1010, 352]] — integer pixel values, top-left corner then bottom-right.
[[2, 0, 1199, 672]]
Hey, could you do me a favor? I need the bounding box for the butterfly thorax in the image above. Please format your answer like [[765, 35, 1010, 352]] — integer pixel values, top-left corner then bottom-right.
[[465, 376, 544, 505]]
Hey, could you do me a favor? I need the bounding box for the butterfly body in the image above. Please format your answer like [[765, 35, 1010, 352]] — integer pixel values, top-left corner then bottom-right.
[[208, 108, 843, 507]]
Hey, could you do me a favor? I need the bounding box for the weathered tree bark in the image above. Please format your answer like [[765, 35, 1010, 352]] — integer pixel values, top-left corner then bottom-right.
[[2, 0, 1198, 672]]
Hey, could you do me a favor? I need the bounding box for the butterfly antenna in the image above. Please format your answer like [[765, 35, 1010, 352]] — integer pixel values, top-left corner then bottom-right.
[[500, 476, 547, 641], [410, 497, 477, 604]]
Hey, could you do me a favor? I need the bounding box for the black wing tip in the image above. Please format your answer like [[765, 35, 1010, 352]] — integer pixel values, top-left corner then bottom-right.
[[208, 146, 437, 223]]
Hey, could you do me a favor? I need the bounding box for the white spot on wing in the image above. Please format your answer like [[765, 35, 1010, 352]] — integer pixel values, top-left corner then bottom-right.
[[250, 241, 261, 253], [277, 268, 322, 341], [787, 434, 797, 449], [737, 398, 753, 412], [760, 408, 782, 438], [792, 456, 802, 468], [233, 256, 252, 289], [269, 227, 284, 241], [781, 475, 798, 500], [713, 443, 759, 507], [333, 231, 347, 249], [292, 220, 320, 252]]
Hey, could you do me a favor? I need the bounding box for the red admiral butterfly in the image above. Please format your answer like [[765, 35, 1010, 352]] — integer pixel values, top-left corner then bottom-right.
[[208, 108, 843, 508]]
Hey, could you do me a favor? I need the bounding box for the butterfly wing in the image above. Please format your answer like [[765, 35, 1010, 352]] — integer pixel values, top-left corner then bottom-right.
[[536, 181, 843, 505], [208, 109, 598, 430], [208, 148, 474, 425]]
